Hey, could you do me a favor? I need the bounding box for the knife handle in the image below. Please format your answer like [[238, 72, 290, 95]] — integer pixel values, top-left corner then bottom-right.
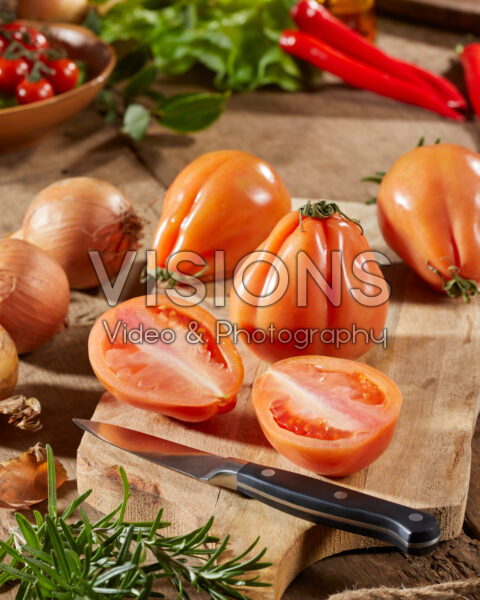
[[235, 462, 440, 554]]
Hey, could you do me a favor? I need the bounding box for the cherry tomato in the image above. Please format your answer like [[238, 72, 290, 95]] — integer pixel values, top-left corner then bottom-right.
[[47, 58, 79, 94], [0, 56, 29, 93], [16, 78, 54, 104], [377, 143, 480, 300], [252, 356, 402, 477], [0, 35, 6, 54], [88, 295, 244, 422], [152, 151, 291, 281], [229, 202, 390, 363], [1, 23, 49, 51]]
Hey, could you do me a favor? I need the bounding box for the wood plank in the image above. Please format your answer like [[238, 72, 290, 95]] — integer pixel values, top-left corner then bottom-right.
[[77, 199, 480, 600], [378, 0, 480, 33]]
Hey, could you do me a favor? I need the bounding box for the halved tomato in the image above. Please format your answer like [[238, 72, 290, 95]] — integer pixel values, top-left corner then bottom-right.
[[252, 356, 402, 477], [88, 295, 244, 422]]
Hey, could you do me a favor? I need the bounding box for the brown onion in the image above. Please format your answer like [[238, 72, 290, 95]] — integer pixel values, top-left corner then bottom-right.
[[0, 444, 66, 510], [0, 238, 70, 354], [0, 325, 18, 400], [17, 177, 143, 290], [17, 0, 88, 23]]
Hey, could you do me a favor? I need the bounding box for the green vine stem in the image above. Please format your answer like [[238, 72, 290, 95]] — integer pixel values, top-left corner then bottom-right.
[[426, 262, 480, 302], [298, 200, 364, 235]]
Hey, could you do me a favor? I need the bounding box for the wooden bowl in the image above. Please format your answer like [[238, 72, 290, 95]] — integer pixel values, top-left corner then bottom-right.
[[0, 22, 116, 152]]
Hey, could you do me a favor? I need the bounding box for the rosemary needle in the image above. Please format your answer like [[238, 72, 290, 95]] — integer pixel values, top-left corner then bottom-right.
[[0, 445, 271, 600]]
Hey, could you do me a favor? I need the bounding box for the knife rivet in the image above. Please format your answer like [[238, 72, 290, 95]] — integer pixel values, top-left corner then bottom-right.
[[261, 469, 275, 477], [409, 513, 424, 522], [334, 491, 348, 500]]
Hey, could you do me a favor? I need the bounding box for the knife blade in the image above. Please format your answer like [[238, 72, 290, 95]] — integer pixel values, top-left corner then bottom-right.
[[73, 418, 441, 555]]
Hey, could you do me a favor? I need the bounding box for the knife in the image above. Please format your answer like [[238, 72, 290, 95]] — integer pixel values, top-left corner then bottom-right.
[[73, 418, 441, 554]]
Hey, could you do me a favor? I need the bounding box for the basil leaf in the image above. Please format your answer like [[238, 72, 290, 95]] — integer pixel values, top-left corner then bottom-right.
[[122, 104, 151, 141], [110, 44, 150, 84], [125, 64, 158, 98], [155, 91, 229, 133]]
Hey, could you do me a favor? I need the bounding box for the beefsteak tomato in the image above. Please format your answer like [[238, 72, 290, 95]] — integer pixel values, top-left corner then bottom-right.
[[229, 201, 389, 362], [252, 356, 402, 477], [89, 295, 244, 422], [377, 143, 480, 300], [152, 151, 291, 282]]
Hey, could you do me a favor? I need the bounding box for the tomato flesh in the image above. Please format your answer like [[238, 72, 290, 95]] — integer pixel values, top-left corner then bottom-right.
[[253, 356, 402, 477], [88, 296, 244, 422]]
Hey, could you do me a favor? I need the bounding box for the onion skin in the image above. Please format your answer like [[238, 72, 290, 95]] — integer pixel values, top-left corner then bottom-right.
[[17, 0, 88, 23], [0, 325, 18, 400], [19, 177, 143, 290], [0, 239, 70, 355]]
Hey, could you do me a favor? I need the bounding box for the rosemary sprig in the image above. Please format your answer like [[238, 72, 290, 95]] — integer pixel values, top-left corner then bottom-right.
[[0, 445, 271, 600]]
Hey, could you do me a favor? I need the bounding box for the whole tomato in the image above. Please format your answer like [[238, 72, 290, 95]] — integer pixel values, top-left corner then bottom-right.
[[0, 56, 29, 93], [229, 201, 390, 363], [377, 143, 480, 301], [152, 151, 291, 281], [1, 22, 49, 51], [47, 58, 79, 94], [16, 77, 54, 104]]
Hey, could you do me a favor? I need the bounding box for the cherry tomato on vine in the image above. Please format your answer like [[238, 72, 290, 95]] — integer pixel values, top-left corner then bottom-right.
[[88, 295, 244, 422], [0, 56, 29, 93], [47, 58, 79, 94], [0, 35, 6, 54], [1, 23, 49, 51], [252, 356, 402, 476], [16, 77, 55, 105]]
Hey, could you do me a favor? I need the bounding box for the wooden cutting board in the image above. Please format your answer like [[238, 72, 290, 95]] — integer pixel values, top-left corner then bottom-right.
[[377, 0, 480, 33], [77, 199, 480, 600]]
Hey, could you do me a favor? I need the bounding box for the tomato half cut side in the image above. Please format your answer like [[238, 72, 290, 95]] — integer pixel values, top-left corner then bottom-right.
[[89, 295, 244, 422], [252, 356, 402, 477]]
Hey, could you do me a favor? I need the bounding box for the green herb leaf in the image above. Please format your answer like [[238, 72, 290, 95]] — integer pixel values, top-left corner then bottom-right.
[[83, 7, 102, 35], [0, 447, 270, 600], [125, 63, 158, 98], [122, 103, 151, 140], [155, 91, 229, 133]]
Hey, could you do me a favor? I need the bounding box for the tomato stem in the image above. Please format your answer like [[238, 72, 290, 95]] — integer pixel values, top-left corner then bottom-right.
[[426, 262, 479, 302], [298, 200, 363, 234], [141, 265, 208, 288]]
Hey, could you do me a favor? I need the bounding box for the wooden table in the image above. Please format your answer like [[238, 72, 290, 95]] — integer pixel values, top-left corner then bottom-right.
[[0, 16, 479, 599]]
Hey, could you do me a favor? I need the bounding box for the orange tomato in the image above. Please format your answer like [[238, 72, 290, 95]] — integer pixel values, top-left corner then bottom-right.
[[88, 295, 244, 422], [152, 151, 291, 281], [229, 202, 389, 363], [377, 143, 480, 300], [252, 356, 402, 477]]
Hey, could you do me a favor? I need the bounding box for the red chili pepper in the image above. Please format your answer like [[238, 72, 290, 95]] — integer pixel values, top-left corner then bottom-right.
[[291, 0, 467, 111], [461, 43, 480, 119], [279, 30, 463, 121]]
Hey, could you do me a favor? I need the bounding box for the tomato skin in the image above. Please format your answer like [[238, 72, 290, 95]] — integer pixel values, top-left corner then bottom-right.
[[229, 209, 389, 363], [47, 59, 79, 94], [152, 151, 291, 281], [0, 56, 29, 93], [1, 23, 49, 51], [377, 143, 480, 291], [0, 36, 6, 54], [252, 356, 402, 477], [16, 78, 55, 104], [88, 295, 244, 422]]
